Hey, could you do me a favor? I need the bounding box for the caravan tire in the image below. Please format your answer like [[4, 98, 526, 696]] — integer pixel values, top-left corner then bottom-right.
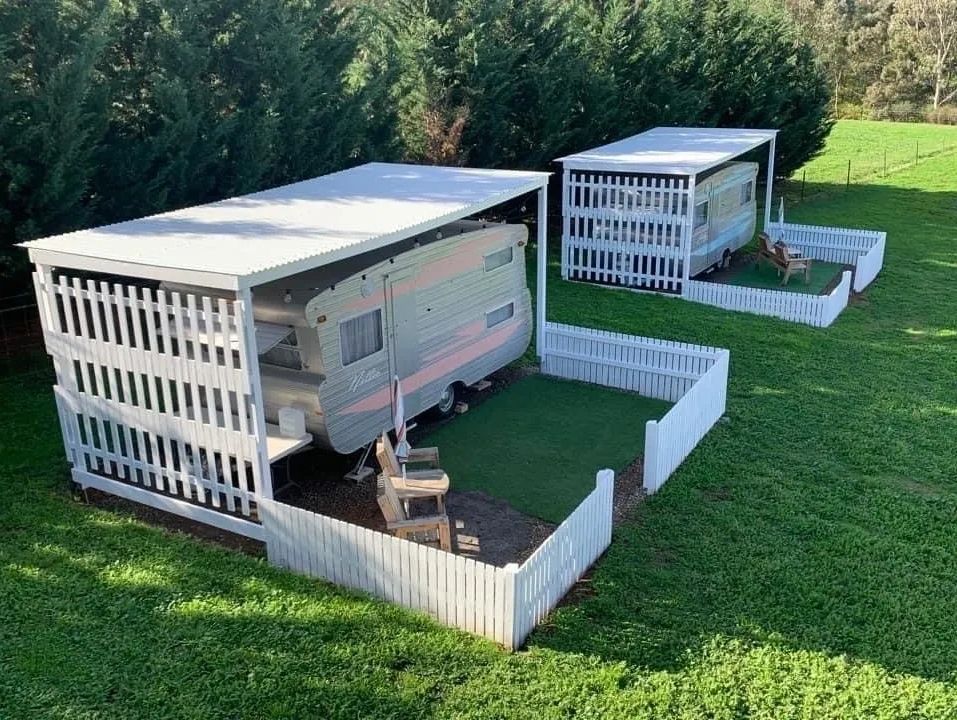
[[433, 382, 459, 418]]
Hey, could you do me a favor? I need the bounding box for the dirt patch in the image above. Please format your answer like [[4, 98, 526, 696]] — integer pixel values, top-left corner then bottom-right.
[[707, 250, 852, 296]]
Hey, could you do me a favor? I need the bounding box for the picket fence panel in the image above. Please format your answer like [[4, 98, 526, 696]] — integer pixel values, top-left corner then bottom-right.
[[540, 321, 721, 402], [32, 268, 269, 538], [261, 471, 615, 650], [684, 271, 851, 328], [562, 170, 691, 293], [643, 351, 729, 493], [512, 469, 614, 645], [767, 221, 886, 293]]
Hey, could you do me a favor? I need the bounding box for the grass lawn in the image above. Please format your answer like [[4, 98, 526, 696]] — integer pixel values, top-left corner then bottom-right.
[[790, 119, 957, 187], [422, 375, 670, 523], [2, 121, 957, 718], [724, 258, 845, 294]]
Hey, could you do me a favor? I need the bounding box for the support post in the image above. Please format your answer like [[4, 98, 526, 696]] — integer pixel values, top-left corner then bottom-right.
[[238, 286, 274, 501], [681, 176, 695, 296], [535, 184, 548, 360], [763, 135, 776, 231]]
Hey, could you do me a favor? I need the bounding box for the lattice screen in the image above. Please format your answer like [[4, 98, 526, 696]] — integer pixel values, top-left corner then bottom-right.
[[33, 269, 269, 520], [561, 170, 692, 293]]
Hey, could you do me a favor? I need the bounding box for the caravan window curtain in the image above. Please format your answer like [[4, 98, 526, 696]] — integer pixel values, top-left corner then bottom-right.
[[340, 309, 384, 366]]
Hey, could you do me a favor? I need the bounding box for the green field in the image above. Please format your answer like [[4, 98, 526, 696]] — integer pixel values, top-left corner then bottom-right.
[[423, 375, 669, 523], [790, 119, 957, 188], [3, 121, 957, 717]]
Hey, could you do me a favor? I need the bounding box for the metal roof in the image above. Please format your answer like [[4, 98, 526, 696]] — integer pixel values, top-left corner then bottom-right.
[[22, 162, 549, 290], [556, 127, 778, 176]]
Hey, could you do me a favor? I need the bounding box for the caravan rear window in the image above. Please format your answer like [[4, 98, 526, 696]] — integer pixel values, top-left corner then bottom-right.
[[261, 329, 303, 371], [486, 302, 514, 328], [340, 309, 383, 366], [484, 246, 514, 272]]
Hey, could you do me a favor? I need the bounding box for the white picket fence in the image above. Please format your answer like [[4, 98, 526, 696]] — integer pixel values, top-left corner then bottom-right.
[[684, 271, 852, 328], [260, 469, 615, 650], [766, 221, 886, 293], [540, 322, 728, 492], [32, 268, 270, 540], [644, 350, 729, 493]]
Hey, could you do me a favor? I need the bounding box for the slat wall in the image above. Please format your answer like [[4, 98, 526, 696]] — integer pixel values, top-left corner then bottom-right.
[[684, 271, 852, 328], [511, 469, 614, 646], [643, 350, 729, 494], [541, 321, 721, 402], [562, 170, 690, 293], [33, 269, 269, 535], [767, 221, 887, 293], [260, 471, 615, 650]]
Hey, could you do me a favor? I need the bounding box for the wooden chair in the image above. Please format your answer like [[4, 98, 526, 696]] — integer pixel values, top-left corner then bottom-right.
[[375, 433, 449, 512], [376, 472, 452, 551], [755, 232, 812, 285]]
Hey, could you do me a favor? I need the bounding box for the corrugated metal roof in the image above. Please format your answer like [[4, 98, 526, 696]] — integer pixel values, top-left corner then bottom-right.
[[556, 127, 778, 176], [22, 162, 549, 289]]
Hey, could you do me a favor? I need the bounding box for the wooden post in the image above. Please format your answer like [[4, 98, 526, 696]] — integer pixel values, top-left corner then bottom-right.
[[763, 135, 776, 231], [801, 169, 806, 201], [846, 159, 851, 190], [535, 184, 548, 360], [883, 149, 887, 177], [503, 562, 520, 650], [916, 140, 919, 164]]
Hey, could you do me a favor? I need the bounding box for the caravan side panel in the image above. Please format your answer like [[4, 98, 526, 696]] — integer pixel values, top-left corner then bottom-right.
[[309, 224, 532, 453]]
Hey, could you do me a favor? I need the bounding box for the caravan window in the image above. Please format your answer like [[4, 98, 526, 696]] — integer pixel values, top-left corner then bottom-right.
[[486, 302, 514, 328], [261, 330, 303, 371], [484, 246, 514, 272], [740, 180, 753, 205], [340, 309, 383, 366], [694, 201, 709, 229]]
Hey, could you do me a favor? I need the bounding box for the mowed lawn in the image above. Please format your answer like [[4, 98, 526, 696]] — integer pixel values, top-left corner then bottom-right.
[[423, 375, 670, 523], [2, 126, 957, 717]]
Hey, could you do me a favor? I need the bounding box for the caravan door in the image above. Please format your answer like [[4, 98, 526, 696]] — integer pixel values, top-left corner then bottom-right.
[[384, 268, 421, 415]]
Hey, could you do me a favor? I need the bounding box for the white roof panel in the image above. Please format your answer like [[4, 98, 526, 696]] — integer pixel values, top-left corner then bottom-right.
[[22, 162, 549, 289], [557, 126, 778, 175]]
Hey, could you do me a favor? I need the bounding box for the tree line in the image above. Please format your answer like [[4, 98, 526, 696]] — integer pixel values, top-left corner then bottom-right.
[[0, 0, 832, 291], [776, 0, 957, 121]]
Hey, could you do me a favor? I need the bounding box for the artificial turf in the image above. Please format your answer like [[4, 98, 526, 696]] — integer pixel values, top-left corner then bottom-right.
[[724, 258, 845, 294], [422, 375, 670, 523], [2, 121, 957, 718]]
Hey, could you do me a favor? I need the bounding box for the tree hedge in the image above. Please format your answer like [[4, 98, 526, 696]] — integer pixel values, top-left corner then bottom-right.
[[0, 0, 831, 290]]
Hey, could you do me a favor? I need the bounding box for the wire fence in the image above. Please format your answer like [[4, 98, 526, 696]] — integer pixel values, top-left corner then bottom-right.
[[0, 292, 44, 374], [783, 136, 957, 204]]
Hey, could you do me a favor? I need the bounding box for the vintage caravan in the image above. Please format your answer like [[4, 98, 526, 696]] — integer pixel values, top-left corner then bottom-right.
[[591, 161, 758, 281], [688, 161, 758, 274], [168, 220, 532, 453]]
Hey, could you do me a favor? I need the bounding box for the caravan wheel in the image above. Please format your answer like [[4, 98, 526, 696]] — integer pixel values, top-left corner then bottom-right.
[[434, 383, 459, 418]]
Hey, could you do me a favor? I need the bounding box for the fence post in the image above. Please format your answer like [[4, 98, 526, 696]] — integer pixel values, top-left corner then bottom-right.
[[596, 469, 615, 547], [801, 169, 806, 200], [846, 159, 851, 190], [503, 563, 520, 650], [916, 140, 919, 164], [643, 420, 659, 494], [883, 149, 887, 177]]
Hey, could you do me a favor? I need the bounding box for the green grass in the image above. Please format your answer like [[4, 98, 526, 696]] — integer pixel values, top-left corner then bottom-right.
[[3, 121, 957, 717], [791, 119, 957, 187], [423, 375, 670, 523], [724, 259, 845, 294]]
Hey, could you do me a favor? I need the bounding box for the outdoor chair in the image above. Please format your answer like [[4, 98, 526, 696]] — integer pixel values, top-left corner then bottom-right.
[[375, 432, 449, 513], [376, 471, 452, 551], [755, 232, 811, 285]]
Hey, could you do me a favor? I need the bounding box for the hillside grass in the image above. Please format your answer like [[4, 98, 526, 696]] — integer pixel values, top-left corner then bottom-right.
[[2, 122, 957, 718]]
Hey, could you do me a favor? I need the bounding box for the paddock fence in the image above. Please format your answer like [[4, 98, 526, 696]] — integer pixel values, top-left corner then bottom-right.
[[540, 322, 729, 493], [260, 469, 615, 650], [766, 221, 886, 293], [684, 271, 851, 328]]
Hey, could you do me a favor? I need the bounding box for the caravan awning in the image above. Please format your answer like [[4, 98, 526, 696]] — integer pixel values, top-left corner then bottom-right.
[[556, 127, 778, 176], [21, 163, 550, 291]]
